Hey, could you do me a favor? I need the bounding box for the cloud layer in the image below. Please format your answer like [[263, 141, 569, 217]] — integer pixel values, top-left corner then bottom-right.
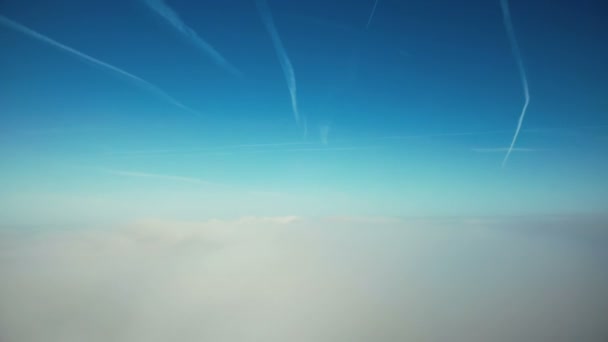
[[1, 216, 607, 342]]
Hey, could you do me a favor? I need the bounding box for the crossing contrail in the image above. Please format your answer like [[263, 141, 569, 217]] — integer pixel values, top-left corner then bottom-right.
[[255, 0, 305, 134], [0, 15, 201, 116], [499, 0, 531, 167], [142, 0, 241, 76]]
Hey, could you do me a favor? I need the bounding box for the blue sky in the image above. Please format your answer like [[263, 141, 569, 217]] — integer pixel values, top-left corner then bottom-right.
[[1, 0, 607, 225]]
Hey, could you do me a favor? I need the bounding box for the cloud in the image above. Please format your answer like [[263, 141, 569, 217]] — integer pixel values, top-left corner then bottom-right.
[[1, 216, 607, 342], [142, 0, 241, 76], [325, 215, 403, 224], [0, 15, 201, 116], [233, 215, 301, 225]]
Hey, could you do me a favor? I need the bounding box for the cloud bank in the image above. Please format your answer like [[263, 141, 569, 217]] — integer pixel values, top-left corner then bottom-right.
[[1, 216, 607, 342]]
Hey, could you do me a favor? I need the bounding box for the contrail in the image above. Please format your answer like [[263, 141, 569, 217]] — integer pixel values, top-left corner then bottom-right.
[[379, 130, 509, 140], [499, 0, 531, 167], [473, 147, 540, 153], [105, 143, 372, 158], [319, 0, 379, 142], [142, 0, 241, 76], [365, 0, 380, 30], [320, 123, 331, 145], [0, 15, 200, 116], [279, 146, 374, 152], [101, 168, 285, 196], [107, 141, 316, 157], [255, 0, 304, 131], [102, 169, 228, 187]]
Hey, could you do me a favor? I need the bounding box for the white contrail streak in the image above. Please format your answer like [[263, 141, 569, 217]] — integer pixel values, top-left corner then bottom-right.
[[0, 15, 200, 116], [365, 0, 380, 30], [499, 0, 531, 167], [142, 0, 241, 76], [255, 0, 304, 131]]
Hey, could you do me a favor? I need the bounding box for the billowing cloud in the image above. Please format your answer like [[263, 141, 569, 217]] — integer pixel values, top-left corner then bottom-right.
[[1, 216, 607, 341]]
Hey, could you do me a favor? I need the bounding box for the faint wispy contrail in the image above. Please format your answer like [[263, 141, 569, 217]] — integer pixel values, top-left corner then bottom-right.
[[107, 141, 316, 156], [142, 0, 241, 76], [237, 146, 375, 155], [379, 125, 608, 143], [365, 0, 380, 30], [255, 0, 304, 132], [101, 168, 288, 196], [280, 146, 374, 152], [473, 147, 540, 153], [499, 0, 531, 167], [320, 123, 331, 145], [103, 169, 226, 186], [319, 0, 379, 142], [379, 130, 509, 140], [0, 15, 200, 116]]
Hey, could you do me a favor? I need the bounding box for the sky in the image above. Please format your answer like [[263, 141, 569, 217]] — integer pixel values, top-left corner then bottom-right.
[[1, 1, 608, 341], [1, 0, 608, 224]]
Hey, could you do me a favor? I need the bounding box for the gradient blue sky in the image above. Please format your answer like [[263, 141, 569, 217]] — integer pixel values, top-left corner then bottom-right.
[[1, 0, 607, 225]]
